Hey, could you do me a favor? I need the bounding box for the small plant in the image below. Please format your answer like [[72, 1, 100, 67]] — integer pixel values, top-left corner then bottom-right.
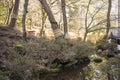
[[93, 58, 103, 63]]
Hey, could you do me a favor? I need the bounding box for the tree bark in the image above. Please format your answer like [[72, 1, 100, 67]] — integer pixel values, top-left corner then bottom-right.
[[104, 0, 112, 39], [118, 0, 120, 37], [9, 0, 20, 28], [39, 0, 63, 39], [39, 7, 47, 37], [4, 0, 14, 25], [22, 0, 29, 41], [118, 0, 120, 27], [61, 0, 68, 39]]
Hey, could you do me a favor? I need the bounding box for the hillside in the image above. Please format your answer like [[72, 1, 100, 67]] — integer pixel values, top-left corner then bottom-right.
[[0, 26, 94, 80]]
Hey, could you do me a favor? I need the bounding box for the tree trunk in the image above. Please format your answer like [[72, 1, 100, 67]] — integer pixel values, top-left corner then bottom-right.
[[39, 7, 47, 37], [5, 8, 13, 25], [4, 0, 14, 25], [118, 0, 120, 27], [83, 0, 91, 41], [61, 0, 68, 39], [83, 31, 88, 42], [22, 0, 29, 41], [105, 0, 112, 39], [118, 0, 120, 37], [39, 0, 63, 39], [9, 0, 20, 28]]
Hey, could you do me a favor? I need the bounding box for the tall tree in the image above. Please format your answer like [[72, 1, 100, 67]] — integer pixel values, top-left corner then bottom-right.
[[39, 0, 63, 39], [83, 0, 91, 41], [118, 0, 120, 27], [118, 0, 120, 37], [22, 0, 29, 41], [104, 0, 112, 39], [61, 0, 68, 39], [9, 0, 20, 28]]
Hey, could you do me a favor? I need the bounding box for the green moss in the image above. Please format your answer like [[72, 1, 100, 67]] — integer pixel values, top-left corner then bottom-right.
[[39, 68, 61, 74], [14, 44, 25, 54], [49, 68, 61, 73], [93, 58, 103, 63], [14, 44, 24, 50]]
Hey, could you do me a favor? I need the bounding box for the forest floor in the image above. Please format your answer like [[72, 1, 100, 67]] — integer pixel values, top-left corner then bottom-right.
[[0, 26, 92, 80]]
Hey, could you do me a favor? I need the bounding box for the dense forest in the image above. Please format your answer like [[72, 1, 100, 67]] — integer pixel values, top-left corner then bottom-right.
[[0, 0, 120, 80]]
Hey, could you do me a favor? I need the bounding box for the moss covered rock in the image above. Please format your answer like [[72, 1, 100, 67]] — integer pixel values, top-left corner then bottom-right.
[[93, 58, 103, 63]]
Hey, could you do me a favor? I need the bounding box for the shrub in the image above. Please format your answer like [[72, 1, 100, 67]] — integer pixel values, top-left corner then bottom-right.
[[96, 39, 107, 51]]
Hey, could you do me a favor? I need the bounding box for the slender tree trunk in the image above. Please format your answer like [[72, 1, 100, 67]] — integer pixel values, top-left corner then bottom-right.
[[83, 0, 91, 41], [4, 0, 14, 25], [83, 31, 88, 42], [40, 7, 47, 37], [118, 0, 120, 27], [5, 8, 13, 25], [22, 0, 29, 41], [104, 0, 112, 39], [9, 0, 20, 28], [39, 0, 63, 39], [61, 0, 68, 39], [118, 0, 120, 37]]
